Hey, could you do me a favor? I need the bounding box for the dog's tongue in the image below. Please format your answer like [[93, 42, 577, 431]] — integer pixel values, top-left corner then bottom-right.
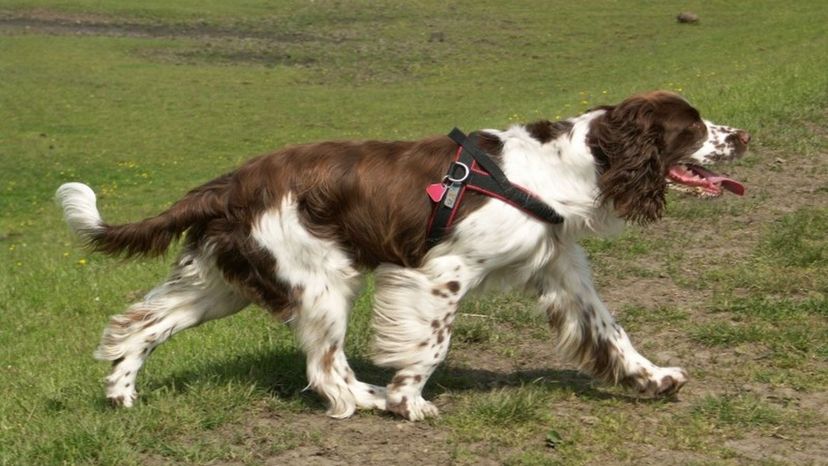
[[691, 165, 745, 196], [668, 164, 745, 196]]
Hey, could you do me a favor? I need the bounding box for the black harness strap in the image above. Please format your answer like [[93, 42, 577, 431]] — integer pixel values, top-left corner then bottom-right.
[[426, 128, 564, 246]]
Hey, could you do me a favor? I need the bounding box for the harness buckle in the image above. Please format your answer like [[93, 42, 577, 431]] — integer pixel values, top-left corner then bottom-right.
[[444, 161, 470, 184]]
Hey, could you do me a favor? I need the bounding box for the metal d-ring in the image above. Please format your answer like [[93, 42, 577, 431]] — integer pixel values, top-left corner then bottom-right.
[[446, 161, 470, 183]]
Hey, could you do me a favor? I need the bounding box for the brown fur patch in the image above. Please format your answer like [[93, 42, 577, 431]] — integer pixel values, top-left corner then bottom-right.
[[525, 119, 574, 144], [83, 132, 504, 310], [548, 301, 627, 384], [587, 91, 708, 224], [390, 375, 409, 389], [387, 396, 410, 419], [126, 309, 153, 322], [322, 344, 337, 373], [290, 137, 494, 267], [546, 304, 565, 330]]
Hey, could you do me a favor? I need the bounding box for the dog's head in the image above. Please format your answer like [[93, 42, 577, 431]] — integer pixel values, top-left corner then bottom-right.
[[667, 120, 750, 197], [587, 91, 749, 224]]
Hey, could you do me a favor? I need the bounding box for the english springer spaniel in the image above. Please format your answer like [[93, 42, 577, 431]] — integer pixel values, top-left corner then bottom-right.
[[57, 91, 749, 420]]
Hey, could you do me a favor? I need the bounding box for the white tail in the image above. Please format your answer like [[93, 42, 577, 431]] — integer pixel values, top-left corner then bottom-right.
[[56, 182, 104, 241]]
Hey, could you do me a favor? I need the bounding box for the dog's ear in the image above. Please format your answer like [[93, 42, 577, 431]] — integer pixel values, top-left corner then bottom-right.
[[587, 97, 669, 224]]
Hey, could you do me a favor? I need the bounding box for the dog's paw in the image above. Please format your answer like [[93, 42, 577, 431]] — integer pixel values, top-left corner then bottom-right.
[[640, 367, 688, 397], [106, 390, 137, 408], [387, 395, 439, 421], [106, 377, 138, 408], [622, 366, 688, 397], [353, 383, 387, 411]]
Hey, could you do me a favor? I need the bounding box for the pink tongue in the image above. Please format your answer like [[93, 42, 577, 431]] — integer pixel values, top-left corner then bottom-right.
[[691, 165, 745, 196], [712, 177, 745, 196]]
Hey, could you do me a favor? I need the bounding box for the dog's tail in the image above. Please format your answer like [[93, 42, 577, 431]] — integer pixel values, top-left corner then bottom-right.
[[56, 176, 231, 258]]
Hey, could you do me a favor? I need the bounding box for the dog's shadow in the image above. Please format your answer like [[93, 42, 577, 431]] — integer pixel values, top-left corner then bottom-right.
[[145, 348, 662, 409]]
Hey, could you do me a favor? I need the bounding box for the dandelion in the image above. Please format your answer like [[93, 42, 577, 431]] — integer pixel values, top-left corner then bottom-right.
[[63, 252, 70, 257], [16, 262, 22, 267], [78, 258, 88, 266]]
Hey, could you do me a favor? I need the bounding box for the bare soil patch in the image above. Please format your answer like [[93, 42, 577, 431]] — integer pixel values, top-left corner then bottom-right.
[[0, 9, 324, 42], [257, 413, 452, 466]]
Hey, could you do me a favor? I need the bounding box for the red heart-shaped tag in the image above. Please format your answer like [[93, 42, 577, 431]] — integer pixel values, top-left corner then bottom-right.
[[426, 183, 447, 202]]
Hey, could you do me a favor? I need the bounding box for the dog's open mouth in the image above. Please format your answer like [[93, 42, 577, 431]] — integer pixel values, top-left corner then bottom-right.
[[667, 163, 745, 197]]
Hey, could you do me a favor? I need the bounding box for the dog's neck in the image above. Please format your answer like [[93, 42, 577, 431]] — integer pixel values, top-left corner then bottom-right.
[[483, 110, 624, 239]]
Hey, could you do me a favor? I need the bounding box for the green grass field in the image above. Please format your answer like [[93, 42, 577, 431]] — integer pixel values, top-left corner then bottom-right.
[[1, 1, 827, 464]]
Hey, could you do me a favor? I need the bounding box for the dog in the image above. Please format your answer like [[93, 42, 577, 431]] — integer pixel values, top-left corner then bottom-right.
[[57, 91, 749, 420]]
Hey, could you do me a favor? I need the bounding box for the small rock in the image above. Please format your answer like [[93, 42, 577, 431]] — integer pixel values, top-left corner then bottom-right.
[[677, 12, 700, 24]]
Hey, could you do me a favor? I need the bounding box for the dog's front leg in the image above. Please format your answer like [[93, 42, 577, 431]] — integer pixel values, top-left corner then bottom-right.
[[537, 244, 688, 396], [371, 256, 469, 421]]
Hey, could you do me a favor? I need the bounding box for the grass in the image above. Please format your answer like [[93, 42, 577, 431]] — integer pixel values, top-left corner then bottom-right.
[[2, 0, 828, 464], [760, 208, 828, 268]]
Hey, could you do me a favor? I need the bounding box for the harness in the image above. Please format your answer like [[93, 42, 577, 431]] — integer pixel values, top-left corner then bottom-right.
[[425, 128, 564, 246]]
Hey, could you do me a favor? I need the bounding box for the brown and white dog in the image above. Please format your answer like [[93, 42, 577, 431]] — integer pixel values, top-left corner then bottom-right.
[[57, 91, 749, 420]]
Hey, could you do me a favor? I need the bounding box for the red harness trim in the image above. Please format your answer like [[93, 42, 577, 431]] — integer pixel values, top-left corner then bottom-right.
[[426, 128, 563, 247], [426, 145, 552, 240]]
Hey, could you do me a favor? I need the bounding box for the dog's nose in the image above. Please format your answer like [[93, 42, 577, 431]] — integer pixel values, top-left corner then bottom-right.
[[737, 131, 751, 145]]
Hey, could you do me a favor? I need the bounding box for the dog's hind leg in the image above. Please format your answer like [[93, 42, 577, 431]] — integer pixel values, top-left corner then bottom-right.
[[372, 255, 470, 421], [95, 247, 249, 407], [250, 201, 386, 418], [290, 279, 390, 417]]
